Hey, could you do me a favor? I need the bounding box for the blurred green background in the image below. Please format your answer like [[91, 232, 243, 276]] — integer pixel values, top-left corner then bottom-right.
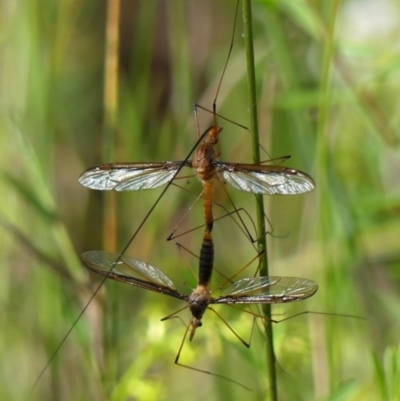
[[1, 0, 400, 400]]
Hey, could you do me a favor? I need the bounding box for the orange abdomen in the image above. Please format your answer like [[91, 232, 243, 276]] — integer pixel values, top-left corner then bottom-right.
[[203, 181, 214, 232]]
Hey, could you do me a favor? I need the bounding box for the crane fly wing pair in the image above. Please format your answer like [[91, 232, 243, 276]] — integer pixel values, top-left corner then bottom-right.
[[216, 276, 318, 304], [82, 251, 317, 304], [79, 161, 315, 195], [82, 251, 185, 300]]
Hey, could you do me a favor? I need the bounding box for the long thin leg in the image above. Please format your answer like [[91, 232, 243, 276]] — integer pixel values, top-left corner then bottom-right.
[[161, 305, 190, 322], [173, 319, 252, 391], [166, 190, 204, 241]]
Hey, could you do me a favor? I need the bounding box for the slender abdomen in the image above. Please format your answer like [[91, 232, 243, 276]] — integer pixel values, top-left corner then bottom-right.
[[198, 230, 214, 286], [202, 180, 214, 232]]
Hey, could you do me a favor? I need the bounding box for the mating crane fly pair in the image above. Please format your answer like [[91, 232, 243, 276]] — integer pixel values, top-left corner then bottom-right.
[[71, 0, 317, 389], [78, 6, 317, 371], [79, 118, 317, 339]]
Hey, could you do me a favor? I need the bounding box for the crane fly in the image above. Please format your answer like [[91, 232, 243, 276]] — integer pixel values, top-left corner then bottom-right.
[[80, 230, 364, 389], [82, 225, 318, 388], [82, 251, 318, 337], [78, 0, 315, 235], [79, 137, 315, 234]]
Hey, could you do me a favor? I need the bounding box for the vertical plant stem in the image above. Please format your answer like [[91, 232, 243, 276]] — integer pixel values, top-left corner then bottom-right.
[[103, 0, 121, 253], [242, 1, 277, 400]]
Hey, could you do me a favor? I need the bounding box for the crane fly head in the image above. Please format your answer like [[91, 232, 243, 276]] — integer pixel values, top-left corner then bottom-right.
[[205, 126, 223, 145], [189, 318, 202, 341], [188, 284, 212, 340]]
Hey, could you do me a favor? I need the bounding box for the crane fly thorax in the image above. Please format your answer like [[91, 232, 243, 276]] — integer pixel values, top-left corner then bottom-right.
[[192, 125, 223, 181], [193, 143, 215, 167], [188, 284, 212, 320], [192, 144, 217, 181]]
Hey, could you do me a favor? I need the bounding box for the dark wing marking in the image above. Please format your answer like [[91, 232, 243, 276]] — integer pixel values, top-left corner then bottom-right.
[[79, 161, 190, 191], [213, 276, 318, 304], [82, 251, 186, 300], [214, 162, 315, 195]]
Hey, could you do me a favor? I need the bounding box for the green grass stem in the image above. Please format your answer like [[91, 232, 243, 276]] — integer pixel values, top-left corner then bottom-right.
[[242, 1, 277, 400]]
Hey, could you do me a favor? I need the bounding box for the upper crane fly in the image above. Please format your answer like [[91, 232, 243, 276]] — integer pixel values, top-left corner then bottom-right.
[[79, 0, 315, 234], [79, 132, 315, 234]]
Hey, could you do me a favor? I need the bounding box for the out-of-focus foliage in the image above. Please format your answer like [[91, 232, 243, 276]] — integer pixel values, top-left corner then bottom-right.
[[1, 0, 400, 400]]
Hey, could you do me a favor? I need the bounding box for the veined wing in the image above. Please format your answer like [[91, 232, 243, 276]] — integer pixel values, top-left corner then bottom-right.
[[215, 162, 315, 195], [214, 277, 318, 304], [79, 161, 189, 191], [82, 251, 185, 300]]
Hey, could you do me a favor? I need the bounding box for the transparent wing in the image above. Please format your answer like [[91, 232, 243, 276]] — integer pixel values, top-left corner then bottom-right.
[[214, 277, 318, 304], [82, 251, 184, 299], [79, 161, 188, 191], [215, 162, 315, 195]]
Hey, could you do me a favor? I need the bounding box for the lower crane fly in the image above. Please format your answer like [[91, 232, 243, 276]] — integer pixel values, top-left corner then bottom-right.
[[83, 251, 317, 336], [82, 230, 318, 388]]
